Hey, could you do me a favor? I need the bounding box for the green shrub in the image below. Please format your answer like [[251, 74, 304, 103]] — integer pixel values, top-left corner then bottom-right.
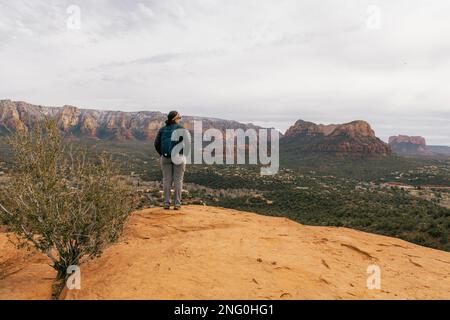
[[0, 119, 134, 297]]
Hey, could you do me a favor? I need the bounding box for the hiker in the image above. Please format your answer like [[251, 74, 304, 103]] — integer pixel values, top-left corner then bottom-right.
[[154, 111, 189, 210]]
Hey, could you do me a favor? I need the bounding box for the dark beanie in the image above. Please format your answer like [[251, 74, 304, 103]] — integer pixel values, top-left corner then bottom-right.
[[168, 111, 179, 121], [166, 111, 179, 125]]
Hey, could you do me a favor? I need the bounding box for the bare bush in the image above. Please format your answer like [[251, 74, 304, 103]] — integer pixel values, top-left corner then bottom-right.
[[0, 119, 134, 293]]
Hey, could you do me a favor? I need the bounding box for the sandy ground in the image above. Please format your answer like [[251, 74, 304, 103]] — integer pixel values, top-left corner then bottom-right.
[[0, 231, 55, 299], [1, 205, 450, 300]]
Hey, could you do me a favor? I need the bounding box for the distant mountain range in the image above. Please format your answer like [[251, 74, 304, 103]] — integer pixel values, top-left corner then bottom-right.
[[389, 135, 450, 156], [0, 100, 261, 140], [428, 145, 450, 155], [4, 99, 448, 158]]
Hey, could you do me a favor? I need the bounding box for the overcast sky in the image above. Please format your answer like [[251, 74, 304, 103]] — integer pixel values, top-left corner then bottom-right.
[[1, 0, 449, 145]]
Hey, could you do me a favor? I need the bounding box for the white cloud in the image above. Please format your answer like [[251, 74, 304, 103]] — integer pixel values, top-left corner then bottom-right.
[[0, 0, 449, 145]]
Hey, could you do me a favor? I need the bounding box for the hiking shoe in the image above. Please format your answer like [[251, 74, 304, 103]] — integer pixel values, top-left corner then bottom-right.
[[164, 204, 170, 210]]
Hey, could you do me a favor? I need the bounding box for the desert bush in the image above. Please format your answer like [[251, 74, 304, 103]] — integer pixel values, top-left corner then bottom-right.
[[0, 119, 134, 288]]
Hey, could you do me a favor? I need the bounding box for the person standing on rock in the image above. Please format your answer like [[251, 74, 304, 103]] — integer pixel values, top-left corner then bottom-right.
[[154, 111, 190, 210]]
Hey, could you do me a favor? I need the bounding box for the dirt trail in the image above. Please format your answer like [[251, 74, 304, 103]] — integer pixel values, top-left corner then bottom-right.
[[1, 205, 449, 300]]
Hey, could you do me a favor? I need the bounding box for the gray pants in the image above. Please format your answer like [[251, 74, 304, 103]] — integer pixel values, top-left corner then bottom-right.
[[160, 156, 186, 206]]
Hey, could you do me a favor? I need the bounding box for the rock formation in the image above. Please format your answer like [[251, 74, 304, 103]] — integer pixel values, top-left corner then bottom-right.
[[1, 205, 449, 299], [389, 135, 432, 155], [282, 119, 391, 155]]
